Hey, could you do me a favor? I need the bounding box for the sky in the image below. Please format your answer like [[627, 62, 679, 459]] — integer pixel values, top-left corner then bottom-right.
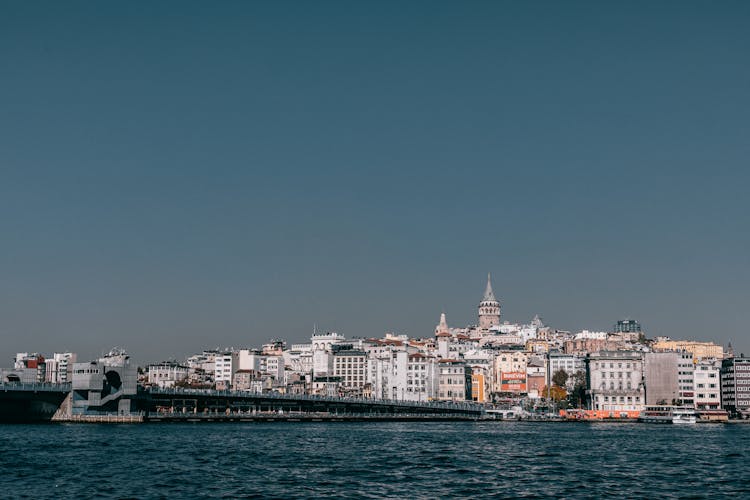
[[1, 1, 749, 364]]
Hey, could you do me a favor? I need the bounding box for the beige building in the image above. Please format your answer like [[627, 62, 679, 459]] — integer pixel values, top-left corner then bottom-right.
[[438, 359, 472, 401], [652, 339, 723, 360]]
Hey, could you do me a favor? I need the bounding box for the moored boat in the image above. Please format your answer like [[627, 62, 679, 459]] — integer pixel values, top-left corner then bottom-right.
[[638, 405, 697, 424]]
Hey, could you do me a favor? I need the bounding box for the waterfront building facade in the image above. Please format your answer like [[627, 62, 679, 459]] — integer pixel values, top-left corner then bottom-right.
[[643, 352, 679, 405], [694, 359, 721, 410], [586, 351, 645, 412], [721, 357, 750, 417]]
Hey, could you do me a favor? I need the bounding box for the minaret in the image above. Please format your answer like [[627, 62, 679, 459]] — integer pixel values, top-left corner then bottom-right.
[[478, 273, 501, 330], [435, 312, 450, 336]]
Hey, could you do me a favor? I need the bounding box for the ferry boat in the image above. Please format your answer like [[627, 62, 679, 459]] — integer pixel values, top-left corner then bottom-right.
[[638, 405, 697, 424], [671, 407, 697, 425]]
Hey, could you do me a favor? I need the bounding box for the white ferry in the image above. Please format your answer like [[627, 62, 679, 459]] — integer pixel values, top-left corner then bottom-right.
[[638, 406, 697, 424], [671, 407, 697, 425]]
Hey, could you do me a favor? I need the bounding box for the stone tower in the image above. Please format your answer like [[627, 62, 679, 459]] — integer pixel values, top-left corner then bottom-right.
[[478, 273, 501, 330]]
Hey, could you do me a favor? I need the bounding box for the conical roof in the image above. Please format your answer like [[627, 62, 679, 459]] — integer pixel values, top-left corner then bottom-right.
[[483, 273, 497, 302]]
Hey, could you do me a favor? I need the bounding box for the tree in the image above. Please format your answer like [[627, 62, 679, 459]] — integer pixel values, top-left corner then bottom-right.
[[541, 384, 567, 402], [552, 369, 569, 388], [568, 370, 587, 409]]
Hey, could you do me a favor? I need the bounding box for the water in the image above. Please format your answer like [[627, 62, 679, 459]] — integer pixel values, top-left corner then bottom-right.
[[1, 422, 749, 498]]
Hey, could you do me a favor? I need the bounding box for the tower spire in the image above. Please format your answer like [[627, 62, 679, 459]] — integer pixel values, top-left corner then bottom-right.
[[483, 273, 496, 301], [435, 312, 449, 336]]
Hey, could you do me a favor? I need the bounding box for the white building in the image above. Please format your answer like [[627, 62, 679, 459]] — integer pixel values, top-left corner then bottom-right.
[[214, 352, 237, 389], [548, 352, 585, 389], [574, 330, 608, 340], [44, 352, 77, 384], [147, 362, 189, 388], [369, 351, 438, 402], [587, 351, 645, 412], [332, 347, 368, 392], [677, 351, 695, 407], [693, 359, 721, 410]]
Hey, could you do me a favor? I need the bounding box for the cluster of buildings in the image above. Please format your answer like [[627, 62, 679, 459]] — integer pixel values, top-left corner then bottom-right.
[[4, 275, 749, 418]]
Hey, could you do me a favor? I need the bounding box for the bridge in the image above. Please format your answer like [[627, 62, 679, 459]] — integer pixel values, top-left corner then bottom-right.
[[141, 387, 485, 419], [0, 382, 486, 422], [0, 382, 71, 422]]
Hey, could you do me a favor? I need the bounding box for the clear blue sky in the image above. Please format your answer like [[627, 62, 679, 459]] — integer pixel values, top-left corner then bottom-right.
[[1, 1, 748, 364]]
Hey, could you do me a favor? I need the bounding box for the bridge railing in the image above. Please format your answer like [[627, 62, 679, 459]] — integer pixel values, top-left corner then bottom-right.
[[0, 382, 71, 392], [147, 386, 484, 413]]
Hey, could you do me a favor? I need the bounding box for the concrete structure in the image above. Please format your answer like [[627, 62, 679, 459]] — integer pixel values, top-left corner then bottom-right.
[[478, 274, 501, 330], [643, 352, 679, 405], [721, 357, 750, 417], [586, 351, 645, 412], [70, 349, 137, 415]]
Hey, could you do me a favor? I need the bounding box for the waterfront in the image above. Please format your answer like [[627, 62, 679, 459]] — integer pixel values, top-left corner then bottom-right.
[[2, 422, 749, 498]]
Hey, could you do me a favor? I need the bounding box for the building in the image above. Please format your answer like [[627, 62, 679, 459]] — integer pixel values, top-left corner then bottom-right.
[[13, 353, 46, 383], [214, 352, 237, 390], [676, 351, 695, 407], [437, 359, 472, 401], [693, 359, 721, 411], [721, 357, 750, 417], [614, 319, 641, 334], [44, 352, 77, 384], [147, 362, 189, 388], [526, 356, 547, 397], [233, 369, 261, 391], [652, 339, 724, 360], [643, 352, 679, 405], [70, 350, 137, 415], [478, 274, 501, 330], [368, 351, 438, 402], [548, 351, 584, 389], [493, 349, 528, 393], [332, 345, 368, 393], [586, 351, 645, 413]]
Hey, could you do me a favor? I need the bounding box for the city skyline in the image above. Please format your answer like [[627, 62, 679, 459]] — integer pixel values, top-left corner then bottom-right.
[[2, 1, 749, 363]]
